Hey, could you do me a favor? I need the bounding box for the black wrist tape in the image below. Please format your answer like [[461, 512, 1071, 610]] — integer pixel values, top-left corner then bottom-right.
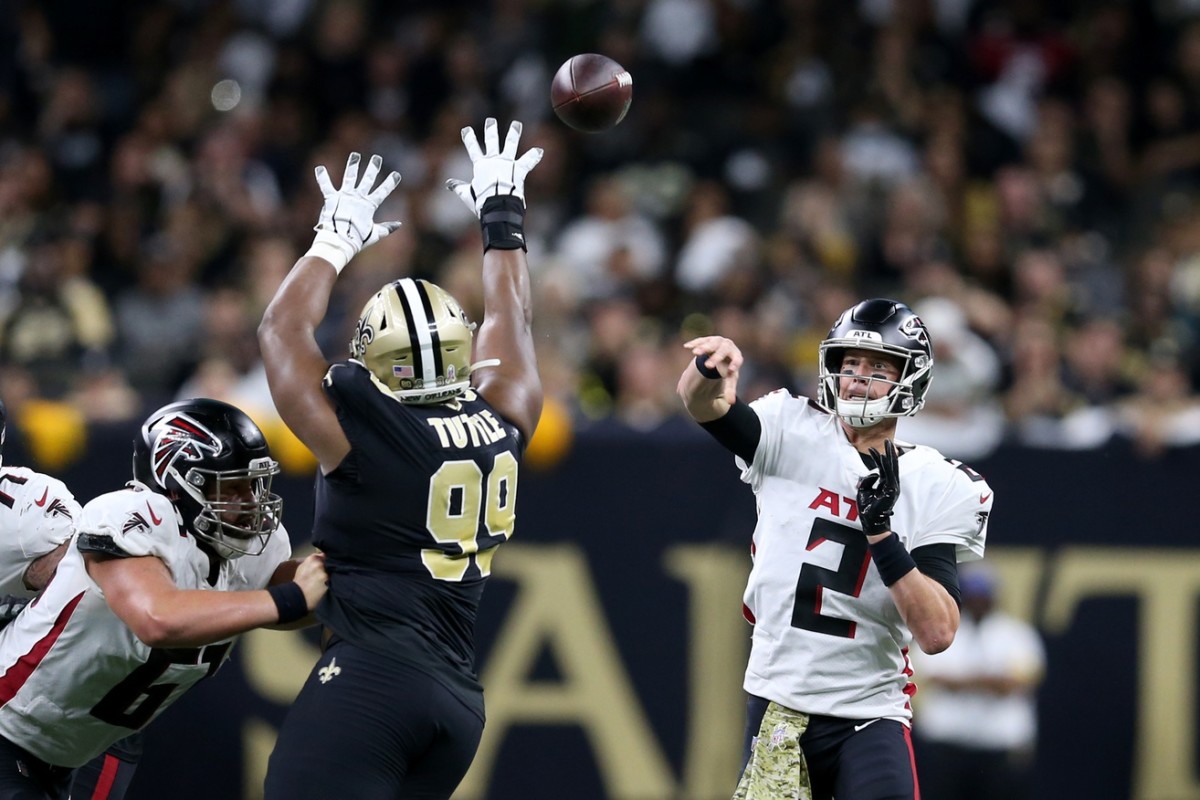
[[869, 532, 918, 586], [480, 195, 527, 251], [694, 354, 722, 379], [267, 582, 309, 624]]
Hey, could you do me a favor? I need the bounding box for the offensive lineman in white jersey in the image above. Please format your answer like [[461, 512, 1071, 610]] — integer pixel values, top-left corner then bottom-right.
[[0, 398, 328, 800], [679, 299, 992, 800]]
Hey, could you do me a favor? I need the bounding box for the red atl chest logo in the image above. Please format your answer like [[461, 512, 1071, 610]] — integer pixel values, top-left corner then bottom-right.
[[809, 487, 860, 522]]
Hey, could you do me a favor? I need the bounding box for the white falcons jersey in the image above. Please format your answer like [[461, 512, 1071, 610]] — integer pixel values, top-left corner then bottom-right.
[[0, 482, 291, 768], [738, 391, 991, 723], [0, 467, 80, 597]]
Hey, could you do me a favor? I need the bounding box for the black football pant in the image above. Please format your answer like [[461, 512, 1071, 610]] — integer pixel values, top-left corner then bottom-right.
[[740, 693, 919, 800], [69, 733, 141, 800], [0, 736, 71, 800], [265, 638, 484, 800], [913, 736, 1034, 800]]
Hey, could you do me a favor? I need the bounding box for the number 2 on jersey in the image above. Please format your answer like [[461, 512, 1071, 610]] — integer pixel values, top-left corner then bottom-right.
[[422, 451, 518, 581], [792, 518, 871, 638]]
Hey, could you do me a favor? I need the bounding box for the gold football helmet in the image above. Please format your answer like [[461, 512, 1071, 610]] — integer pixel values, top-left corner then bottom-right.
[[349, 278, 496, 404]]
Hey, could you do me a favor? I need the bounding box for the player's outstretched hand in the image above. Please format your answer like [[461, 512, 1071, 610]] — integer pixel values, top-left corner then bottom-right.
[[683, 335, 743, 406], [308, 153, 402, 272], [857, 439, 900, 537], [447, 118, 544, 217], [293, 552, 329, 611]]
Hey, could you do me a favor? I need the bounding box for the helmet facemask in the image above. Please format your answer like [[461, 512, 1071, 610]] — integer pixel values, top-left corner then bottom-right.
[[350, 278, 498, 404], [815, 299, 934, 428], [178, 456, 282, 560], [818, 341, 931, 428]]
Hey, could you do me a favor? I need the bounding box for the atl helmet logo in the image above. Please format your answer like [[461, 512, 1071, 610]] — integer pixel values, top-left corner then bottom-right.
[[150, 413, 223, 488]]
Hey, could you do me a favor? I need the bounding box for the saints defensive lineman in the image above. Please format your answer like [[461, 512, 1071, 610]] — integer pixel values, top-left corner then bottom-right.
[[0, 399, 327, 799], [259, 119, 543, 798], [679, 299, 992, 800]]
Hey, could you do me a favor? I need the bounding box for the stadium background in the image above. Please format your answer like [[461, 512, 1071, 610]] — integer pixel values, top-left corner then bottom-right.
[[3, 0, 1200, 798]]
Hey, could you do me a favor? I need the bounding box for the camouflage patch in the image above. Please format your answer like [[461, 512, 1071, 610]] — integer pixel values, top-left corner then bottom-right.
[[732, 702, 812, 800]]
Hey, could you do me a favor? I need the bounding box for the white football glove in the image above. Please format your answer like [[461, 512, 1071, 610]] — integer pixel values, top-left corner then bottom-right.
[[446, 118, 544, 217], [307, 152, 402, 273]]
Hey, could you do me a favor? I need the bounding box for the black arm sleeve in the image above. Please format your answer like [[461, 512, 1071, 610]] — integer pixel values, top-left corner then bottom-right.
[[911, 543, 961, 608], [698, 400, 761, 463]]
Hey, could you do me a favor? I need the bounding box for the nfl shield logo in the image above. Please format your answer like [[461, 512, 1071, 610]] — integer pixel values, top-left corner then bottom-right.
[[769, 723, 787, 750]]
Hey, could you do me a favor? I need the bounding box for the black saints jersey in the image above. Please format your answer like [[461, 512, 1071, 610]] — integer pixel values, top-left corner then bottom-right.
[[314, 361, 523, 718]]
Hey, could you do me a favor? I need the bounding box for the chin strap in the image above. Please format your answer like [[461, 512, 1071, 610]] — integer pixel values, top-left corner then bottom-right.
[[470, 358, 501, 373], [836, 395, 891, 428]]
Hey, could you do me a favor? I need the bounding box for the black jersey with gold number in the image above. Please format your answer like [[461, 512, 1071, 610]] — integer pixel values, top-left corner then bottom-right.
[[314, 361, 523, 719]]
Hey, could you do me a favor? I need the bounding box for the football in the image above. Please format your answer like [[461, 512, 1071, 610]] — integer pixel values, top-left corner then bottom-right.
[[550, 54, 633, 133]]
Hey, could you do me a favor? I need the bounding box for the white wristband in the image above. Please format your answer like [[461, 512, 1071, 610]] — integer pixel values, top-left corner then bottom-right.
[[303, 232, 352, 274]]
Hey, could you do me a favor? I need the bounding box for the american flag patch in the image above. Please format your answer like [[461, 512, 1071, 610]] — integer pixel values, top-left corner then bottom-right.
[[393, 365, 414, 378]]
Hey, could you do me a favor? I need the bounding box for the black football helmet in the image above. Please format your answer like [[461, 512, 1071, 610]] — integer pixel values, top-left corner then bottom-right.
[[816, 298, 934, 428], [132, 399, 282, 559]]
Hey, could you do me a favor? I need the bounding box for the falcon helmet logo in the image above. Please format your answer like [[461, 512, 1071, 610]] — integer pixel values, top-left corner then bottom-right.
[[899, 315, 930, 348], [149, 414, 223, 489]]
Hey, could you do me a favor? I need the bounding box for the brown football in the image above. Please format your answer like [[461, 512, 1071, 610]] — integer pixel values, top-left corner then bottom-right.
[[550, 54, 633, 133]]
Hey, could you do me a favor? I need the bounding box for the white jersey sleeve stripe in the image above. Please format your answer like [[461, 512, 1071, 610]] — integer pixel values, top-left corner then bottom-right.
[[0, 590, 85, 706]]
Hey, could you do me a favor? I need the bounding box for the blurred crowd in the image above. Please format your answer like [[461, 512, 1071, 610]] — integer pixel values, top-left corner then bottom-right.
[[3, 0, 1200, 467]]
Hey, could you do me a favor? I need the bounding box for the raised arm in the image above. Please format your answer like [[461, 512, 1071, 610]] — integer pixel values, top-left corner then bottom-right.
[[677, 335, 744, 422], [258, 153, 402, 473], [446, 118, 544, 440]]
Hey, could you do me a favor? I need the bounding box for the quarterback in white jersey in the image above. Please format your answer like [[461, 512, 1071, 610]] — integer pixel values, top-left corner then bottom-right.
[[680, 299, 992, 800], [739, 391, 987, 720], [0, 399, 327, 799]]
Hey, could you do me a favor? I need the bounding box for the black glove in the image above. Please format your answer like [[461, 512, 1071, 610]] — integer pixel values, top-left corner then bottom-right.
[[857, 439, 900, 536], [0, 595, 29, 628]]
